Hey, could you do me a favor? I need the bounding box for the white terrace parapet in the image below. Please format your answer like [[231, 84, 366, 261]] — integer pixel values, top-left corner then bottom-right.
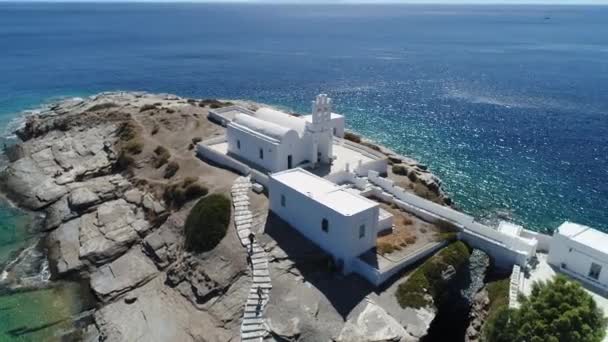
[[365, 170, 538, 267]]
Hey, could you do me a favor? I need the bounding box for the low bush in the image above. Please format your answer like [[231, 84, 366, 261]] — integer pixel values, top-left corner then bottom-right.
[[344, 131, 361, 143], [199, 99, 233, 108], [164, 161, 179, 179], [407, 170, 418, 182], [377, 242, 398, 255], [191, 137, 202, 145], [184, 194, 231, 253], [87, 102, 118, 112], [114, 151, 135, 171], [164, 179, 209, 209], [151, 123, 159, 135], [117, 121, 139, 141], [436, 232, 458, 242], [395, 241, 470, 309], [392, 164, 408, 176], [139, 103, 157, 112], [123, 139, 144, 155], [153, 145, 171, 168]]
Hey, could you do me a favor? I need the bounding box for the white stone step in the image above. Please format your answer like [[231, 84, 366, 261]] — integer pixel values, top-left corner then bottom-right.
[[251, 258, 267, 265], [241, 323, 265, 333], [253, 269, 270, 276], [253, 276, 271, 283], [243, 318, 265, 325], [248, 293, 269, 300], [253, 262, 268, 269], [243, 311, 263, 318], [237, 229, 251, 239], [246, 299, 268, 307], [251, 283, 272, 289], [237, 223, 253, 231], [251, 251, 266, 258], [241, 330, 265, 339], [244, 304, 264, 313]]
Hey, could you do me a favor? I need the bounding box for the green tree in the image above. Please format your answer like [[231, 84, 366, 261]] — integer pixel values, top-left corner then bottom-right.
[[484, 275, 607, 342]]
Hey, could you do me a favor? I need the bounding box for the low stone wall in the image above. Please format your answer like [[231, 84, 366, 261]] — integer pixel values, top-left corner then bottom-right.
[[366, 170, 537, 266], [352, 242, 448, 286], [196, 140, 251, 176]]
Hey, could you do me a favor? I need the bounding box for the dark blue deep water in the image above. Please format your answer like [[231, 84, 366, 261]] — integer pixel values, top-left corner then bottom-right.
[[1, 3, 607, 228], [0, 2, 606, 339]]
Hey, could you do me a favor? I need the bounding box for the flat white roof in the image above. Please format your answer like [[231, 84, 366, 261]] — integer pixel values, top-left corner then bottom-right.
[[271, 168, 377, 216], [558, 221, 608, 256]]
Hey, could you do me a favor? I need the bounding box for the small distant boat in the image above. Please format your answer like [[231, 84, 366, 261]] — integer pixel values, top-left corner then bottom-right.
[[544, 16, 551, 20]]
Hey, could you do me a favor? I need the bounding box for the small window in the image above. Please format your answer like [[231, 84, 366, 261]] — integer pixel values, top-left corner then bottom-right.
[[322, 218, 329, 233], [333, 127, 337, 135], [259, 148, 264, 160], [561, 263, 568, 269], [237, 140, 241, 149], [589, 263, 602, 280], [280, 194, 286, 207], [359, 224, 365, 239]]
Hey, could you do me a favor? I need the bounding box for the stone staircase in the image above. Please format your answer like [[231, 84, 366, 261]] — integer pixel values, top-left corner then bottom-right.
[[231, 177, 272, 342]]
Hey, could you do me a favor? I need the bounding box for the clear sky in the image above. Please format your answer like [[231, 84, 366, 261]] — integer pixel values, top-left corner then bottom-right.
[[2, 0, 608, 4]]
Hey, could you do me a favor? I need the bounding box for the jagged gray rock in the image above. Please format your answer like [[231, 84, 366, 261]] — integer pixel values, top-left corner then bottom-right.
[[79, 199, 149, 264], [90, 248, 158, 301], [337, 302, 416, 342]]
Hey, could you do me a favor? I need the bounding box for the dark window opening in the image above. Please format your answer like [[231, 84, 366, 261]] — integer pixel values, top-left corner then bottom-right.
[[322, 218, 329, 233]]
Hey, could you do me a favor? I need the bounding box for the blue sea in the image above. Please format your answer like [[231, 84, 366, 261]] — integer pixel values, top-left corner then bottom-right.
[[0, 2, 607, 339]]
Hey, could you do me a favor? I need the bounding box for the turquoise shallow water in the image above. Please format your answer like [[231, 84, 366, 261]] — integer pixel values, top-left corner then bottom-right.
[[0, 3, 606, 339]]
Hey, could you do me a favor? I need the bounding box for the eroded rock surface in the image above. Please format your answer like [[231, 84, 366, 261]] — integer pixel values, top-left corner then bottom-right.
[[90, 248, 158, 301]]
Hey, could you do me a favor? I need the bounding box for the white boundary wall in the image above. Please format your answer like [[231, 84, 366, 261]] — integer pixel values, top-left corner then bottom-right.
[[365, 170, 537, 268], [196, 139, 251, 176]]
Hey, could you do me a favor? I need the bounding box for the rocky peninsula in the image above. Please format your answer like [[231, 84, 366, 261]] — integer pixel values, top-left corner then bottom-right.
[[0, 91, 458, 341]]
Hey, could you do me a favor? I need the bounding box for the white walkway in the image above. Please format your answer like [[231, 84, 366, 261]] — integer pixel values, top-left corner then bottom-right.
[[231, 176, 272, 342]]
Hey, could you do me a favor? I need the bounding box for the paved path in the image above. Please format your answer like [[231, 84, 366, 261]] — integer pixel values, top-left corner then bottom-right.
[[231, 176, 272, 342]]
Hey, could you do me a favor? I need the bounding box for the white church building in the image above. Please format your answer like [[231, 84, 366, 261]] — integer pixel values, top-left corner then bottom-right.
[[268, 168, 380, 274], [226, 94, 345, 173]]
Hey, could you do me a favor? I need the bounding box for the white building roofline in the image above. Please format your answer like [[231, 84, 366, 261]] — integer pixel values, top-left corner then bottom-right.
[[270, 168, 378, 216], [557, 221, 608, 256]]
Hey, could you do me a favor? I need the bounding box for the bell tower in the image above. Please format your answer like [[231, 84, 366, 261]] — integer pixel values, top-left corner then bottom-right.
[[308, 94, 333, 167]]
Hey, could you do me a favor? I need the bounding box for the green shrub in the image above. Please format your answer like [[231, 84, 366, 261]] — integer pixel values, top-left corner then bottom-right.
[[392, 164, 408, 176], [344, 131, 361, 143], [153, 145, 171, 168], [184, 194, 231, 253], [164, 161, 179, 179], [395, 241, 470, 309], [123, 139, 144, 155], [199, 99, 233, 108]]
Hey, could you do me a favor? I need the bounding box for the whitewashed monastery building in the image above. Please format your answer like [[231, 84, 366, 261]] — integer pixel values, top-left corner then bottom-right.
[[548, 222, 608, 292], [226, 94, 345, 172]]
